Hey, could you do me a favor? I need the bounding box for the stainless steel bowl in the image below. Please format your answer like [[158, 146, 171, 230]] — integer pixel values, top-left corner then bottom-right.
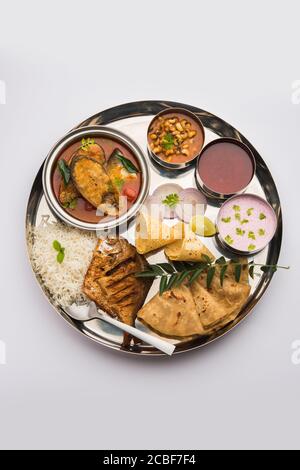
[[216, 193, 278, 256], [42, 126, 150, 231], [147, 107, 205, 171], [195, 137, 256, 200]]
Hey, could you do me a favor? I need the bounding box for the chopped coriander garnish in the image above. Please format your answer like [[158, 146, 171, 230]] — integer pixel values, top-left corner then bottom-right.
[[248, 244, 256, 252], [259, 212, 267, 220], [162, 193, 180, 208], [81, 138, 95, 151], [248, 231, 256, 240], [236, 228, 245, 236], [222, 217, 231, 223], [241, 219, 249, 225], [113, 176, 125, 191], [258, 228, 266, 236], [225, 235, 234, 245], [161, 133, 175, 150], [247, 208, 254, 216], [233, 205, 241, 212], [235, 213, 241, 221], [63, 198, 78, 209]]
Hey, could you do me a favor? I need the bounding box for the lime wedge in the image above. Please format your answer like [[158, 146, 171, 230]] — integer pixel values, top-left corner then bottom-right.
[[190, 215, 217, 237]]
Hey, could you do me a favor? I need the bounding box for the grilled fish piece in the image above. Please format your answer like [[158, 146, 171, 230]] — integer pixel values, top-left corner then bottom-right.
[[83, 238, 153, 331], [71, 156, 119, 215]]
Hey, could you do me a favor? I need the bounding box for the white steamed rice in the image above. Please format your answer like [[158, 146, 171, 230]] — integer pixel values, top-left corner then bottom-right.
[[28, 221, 97, 307]]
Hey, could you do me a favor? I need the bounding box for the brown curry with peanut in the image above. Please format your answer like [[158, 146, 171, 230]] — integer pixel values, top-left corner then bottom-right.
[[148, 112, 204, 164]]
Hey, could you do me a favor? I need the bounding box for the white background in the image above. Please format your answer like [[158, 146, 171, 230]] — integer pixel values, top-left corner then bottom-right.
[[0, 0, 299, 450]]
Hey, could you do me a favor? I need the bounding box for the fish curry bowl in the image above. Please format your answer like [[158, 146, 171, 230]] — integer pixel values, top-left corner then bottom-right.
[[27, 100, 283, 357], [43, 126, 150, 231]]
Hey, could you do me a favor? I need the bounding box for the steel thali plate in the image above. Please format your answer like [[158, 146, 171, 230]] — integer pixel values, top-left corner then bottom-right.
[[26, 100, 282, 356]]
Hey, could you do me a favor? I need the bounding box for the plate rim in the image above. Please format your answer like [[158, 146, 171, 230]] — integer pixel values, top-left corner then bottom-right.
[[25, 100, 283, 357]]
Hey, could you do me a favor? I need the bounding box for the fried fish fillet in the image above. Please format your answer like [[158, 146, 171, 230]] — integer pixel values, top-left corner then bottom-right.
[[71, 156, 119, 215], [59, 180, 79, 206], [83, 238, 153, 329], [59, 143, 106, 206]]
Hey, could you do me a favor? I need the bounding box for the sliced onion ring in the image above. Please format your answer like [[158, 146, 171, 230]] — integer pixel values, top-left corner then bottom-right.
[[175, 188, 207, 223], [152, 183, 183, 219]]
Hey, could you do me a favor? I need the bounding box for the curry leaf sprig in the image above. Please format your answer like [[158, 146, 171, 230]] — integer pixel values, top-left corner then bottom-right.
[[135, 257, 290, 296], [58, 159, 71, 186]]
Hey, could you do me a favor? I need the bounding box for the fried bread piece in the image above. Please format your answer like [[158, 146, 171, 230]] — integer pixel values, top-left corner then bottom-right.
[[137, 259, 250, 338]]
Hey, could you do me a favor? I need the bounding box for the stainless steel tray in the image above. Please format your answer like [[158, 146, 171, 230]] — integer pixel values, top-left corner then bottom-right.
[[26, 100, 282, 356]]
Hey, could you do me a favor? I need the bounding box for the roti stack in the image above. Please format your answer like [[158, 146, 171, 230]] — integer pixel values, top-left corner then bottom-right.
[[138, 261, 250, 338]]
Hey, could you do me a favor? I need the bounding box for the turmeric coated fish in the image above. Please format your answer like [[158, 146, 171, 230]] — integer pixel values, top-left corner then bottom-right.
[[71, 156, 119, 216]]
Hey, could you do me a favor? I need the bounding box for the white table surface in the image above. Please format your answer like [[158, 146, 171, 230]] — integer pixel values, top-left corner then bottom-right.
[[0, 0, 299, 450]]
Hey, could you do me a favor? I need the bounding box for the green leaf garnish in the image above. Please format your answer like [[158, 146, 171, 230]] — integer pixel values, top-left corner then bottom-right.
[[159, 276, 168, 296], [248, 244, 256, 251], [220, 265, 228, 286], [188, 266, 206, 286], [247, 208, 254, 216], [259, 213, 266, 220], [258, 228, 266, 236], [114, 150, 139, 174], [236, 228, 245, 236], [63, 198, 78, 209], [57, 159, 71, 185], [56, 250, 65, 264], [162, 193, 180, 208], [233, 205, 241, 212], [161, 132, 175, 150], [207, 267, 216, 289], [135, 259, 289, 295], [248, 231, 256, 240], [235, 213, 241, 221], [222, 217, 231, 223], [80, 138, 95, 151], [201, 254, 213, 264], [234, 264, 242, 282], [167, 273, 180, 290], [261, 266, 277, 274], [241, 219, 249, 225], [225, 235, 234, 245], [53, 240, 62, 252], [113, 177, 125, 191], [157, 263, 176, 274], [53, 240, 65, 264]]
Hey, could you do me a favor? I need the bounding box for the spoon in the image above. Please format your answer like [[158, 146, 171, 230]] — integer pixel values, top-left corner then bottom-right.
[[66, 302, 175, 356]]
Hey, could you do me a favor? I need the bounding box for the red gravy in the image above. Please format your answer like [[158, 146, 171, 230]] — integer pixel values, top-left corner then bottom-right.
[[198, 142, 254, 194], [52, 137, 142, 223]]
